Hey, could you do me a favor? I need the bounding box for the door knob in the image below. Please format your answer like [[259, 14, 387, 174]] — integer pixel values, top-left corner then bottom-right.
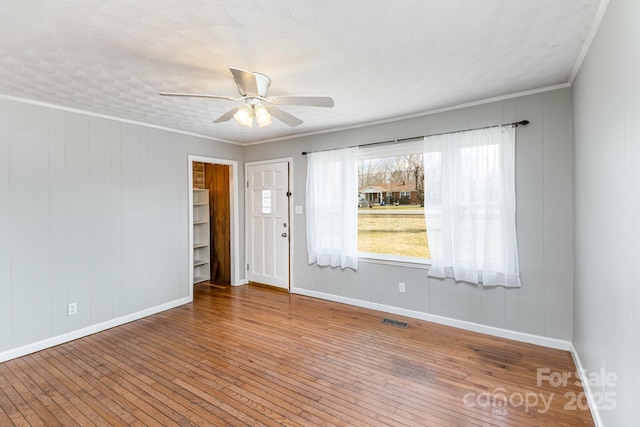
[[282, 232, 288, 237]]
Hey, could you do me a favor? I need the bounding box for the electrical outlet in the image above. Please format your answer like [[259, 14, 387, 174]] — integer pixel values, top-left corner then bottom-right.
[[68, 303, 78, 316], [398, 282, 406, 293]]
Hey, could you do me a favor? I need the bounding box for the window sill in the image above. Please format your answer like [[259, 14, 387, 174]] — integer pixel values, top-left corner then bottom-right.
[[358, 252, 431, 270]]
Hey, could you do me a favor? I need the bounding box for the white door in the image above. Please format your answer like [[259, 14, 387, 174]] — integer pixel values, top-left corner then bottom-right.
[[247, 161, 290, 289]]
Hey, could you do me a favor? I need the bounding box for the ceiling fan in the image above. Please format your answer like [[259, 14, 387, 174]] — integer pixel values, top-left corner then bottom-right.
[[159, 67, 334, 128]]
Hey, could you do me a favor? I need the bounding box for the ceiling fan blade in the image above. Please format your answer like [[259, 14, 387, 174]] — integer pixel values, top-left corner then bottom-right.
[[268, 96, 334, 108], [213, 108, 238, 123], [159, 92, 238, 101], [229, 68, 259, 96], [269, 107, 303, 127]]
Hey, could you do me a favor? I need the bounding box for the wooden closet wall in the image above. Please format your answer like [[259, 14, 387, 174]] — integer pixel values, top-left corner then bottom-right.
[[206, 164, 231, 283]]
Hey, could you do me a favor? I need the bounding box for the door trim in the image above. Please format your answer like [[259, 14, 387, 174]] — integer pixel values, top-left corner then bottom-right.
[[245, 157, 293, 290], [188, 155, 240, 302]]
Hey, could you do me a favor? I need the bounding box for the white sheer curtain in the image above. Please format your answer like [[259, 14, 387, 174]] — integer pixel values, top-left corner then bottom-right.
[[306, 147, 359, 270], [423, 126, 521, 287]]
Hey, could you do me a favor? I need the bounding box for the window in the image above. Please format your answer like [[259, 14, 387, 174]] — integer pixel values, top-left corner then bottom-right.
[[261, 190, 271, 214], [357, 140, 429, 262], [306, 126, 521, 285]]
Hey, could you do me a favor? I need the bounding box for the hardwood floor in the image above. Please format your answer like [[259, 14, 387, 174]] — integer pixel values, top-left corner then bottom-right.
[[0, 284, 594, 426]]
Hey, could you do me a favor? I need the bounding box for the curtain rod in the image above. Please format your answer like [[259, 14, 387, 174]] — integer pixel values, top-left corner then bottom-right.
[[301, 120, 529, 156]]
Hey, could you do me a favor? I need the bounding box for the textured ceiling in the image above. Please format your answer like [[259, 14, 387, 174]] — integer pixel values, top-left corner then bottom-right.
[[0, 0, 602, 144]]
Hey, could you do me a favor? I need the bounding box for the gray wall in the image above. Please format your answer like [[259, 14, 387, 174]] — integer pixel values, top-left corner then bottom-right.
[[245, 88, 574, 341], [572, 0, 639, 424], [0, 98, 243, 355]]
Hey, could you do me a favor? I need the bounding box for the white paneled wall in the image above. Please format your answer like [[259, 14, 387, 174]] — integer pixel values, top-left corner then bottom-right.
[[0, 100, 11, 351], [88, 117, 114, 324], [573, 0, 639, 424], [0, 98, 242, 357], [10, 102, 52, 347], [244, 88, 574, 343], [49, 110, 69, 338], [65, 113, 92, 333]]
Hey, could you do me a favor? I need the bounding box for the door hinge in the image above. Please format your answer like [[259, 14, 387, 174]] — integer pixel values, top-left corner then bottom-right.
[[286, 191, 292, 197], [247, 263, 249, 271], [246, 181, 249, 188]]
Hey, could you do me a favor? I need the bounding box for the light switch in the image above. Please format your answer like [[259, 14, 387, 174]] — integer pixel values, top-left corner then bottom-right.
[[295, 205, 303, 214]]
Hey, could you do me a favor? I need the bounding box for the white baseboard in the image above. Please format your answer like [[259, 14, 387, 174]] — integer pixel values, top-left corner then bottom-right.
[[0, 296, 192, 363], [570, 344, 604, 427], [290, 287, 572, 351]]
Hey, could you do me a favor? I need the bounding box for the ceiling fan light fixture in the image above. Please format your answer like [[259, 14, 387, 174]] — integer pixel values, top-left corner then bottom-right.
[[254, 104, 272, 128], [233, 103, 253, 128], [162, 67, 334, 128]]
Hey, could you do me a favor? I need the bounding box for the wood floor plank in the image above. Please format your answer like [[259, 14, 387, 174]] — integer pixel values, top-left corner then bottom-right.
[[32, 351, 124, 427], [71, 337, 231, 426], [69, 351, 175, 427], [146, 321, 421, 427], [164, 308, 450, 424], [110, 322, 357, 426], [47, 346, 142, 426], [175, 300, 490, 425], [13, 354, 95, 426], [0, 372, 33, 426], [5, 357, 80, 427], [0, 284, 594, 426], [1, 360, 63, 426]]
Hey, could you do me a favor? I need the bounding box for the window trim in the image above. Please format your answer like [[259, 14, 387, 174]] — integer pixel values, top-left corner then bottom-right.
[[358, 252, 431, 269]]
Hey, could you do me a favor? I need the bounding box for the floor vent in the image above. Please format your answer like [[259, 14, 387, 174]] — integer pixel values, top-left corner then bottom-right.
[[382, 318, 408, 328]]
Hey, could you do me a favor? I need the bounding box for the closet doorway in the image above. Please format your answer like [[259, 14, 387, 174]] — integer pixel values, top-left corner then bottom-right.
[[188, 156, 239, 298]]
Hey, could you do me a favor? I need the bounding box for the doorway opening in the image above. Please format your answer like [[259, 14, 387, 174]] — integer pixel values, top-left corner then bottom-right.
[[188, 155, 240, 300]]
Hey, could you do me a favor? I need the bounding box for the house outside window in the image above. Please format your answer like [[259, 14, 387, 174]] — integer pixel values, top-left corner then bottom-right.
[[357, 140, 429, 262]]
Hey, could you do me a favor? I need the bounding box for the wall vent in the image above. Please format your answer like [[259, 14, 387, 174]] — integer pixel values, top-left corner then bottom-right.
[[382, 318, 408, 328]]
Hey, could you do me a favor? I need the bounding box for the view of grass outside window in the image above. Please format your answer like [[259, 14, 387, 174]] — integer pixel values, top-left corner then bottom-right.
[[357, 152, 431, 259]]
